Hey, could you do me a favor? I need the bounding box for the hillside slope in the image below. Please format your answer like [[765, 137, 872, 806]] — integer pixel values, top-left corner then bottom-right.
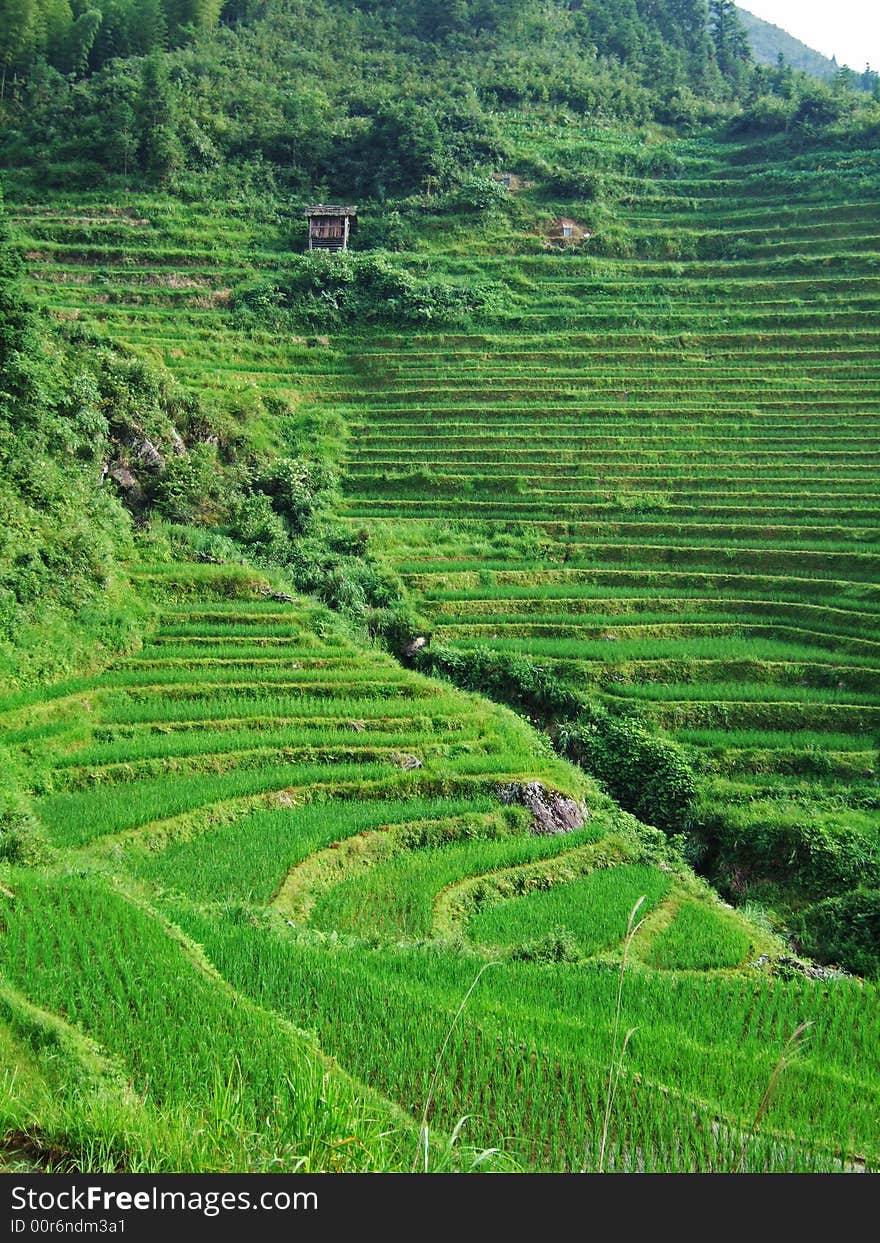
[[2, 112, 880, 1170], [332, 120, 880, 965], [737, 7, 839, 80], [2, 0, 880, 1178], [2, 556, 878, 1171]]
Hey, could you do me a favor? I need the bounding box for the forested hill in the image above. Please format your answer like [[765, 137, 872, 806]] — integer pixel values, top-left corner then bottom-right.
[[4, 0, 876, 197], [736, 8, 835, 80], [736, 6, 873, 88], [2, 0, 744, 195]]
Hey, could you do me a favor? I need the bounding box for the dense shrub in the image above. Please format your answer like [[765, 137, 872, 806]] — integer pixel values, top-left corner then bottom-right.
[[794, 891, 880, 978], [356, 210, 419, 252], [702, 807, 880, 898], [225, 492, 291, 565], [544, 168, 605, 200], [413, 642, 587, 722], [232, 253, 494, 330], [0, 197, 148, 684], [558, 713, 698, 833], [729, 93, 796, 135], [509, 928, 581, 964], [441, 174, 511, 214], [254, 457, 336, 536], [0, 746, 42, 864], [150, 444, 227, 524]]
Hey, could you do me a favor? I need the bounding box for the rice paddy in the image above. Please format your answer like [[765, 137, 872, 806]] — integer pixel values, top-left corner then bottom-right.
[[2, 116, 880, 1172], [330, 124, 880, 930], [465, 863, 670, 957], [0, 559, 877, 1173]]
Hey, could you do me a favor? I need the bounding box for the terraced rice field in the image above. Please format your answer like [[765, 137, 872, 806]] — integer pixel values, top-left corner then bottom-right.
[[4, 118, 880, 1171], [329, 126, 880, 901], [3, 560, 879, 1172], [9, 195, 347, 422]]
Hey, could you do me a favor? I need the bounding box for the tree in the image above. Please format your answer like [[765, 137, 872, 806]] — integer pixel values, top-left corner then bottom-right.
[[92, 65, 140, 175], [163, 0, 223, 44], [579, 0, 643, 64], [0, 193, 44, 430], [0, 0, 38, 97], [137, 51, 182, 182], [709, 0, 751, 84], [64, 8, 103, 75], [833, 65, 858, 94], [126, 0, 167, 56]]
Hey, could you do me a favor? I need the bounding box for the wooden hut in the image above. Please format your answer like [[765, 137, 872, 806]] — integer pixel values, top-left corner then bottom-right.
[[546, 217, 590, 245], [304, 205, 358, 252]]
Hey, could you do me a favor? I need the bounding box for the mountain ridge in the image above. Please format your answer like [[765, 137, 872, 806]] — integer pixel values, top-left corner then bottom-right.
[[737, 6, 839, 79]]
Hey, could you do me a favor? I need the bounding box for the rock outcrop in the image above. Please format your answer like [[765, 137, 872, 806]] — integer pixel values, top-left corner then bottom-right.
[[496, 781, 587, 836]]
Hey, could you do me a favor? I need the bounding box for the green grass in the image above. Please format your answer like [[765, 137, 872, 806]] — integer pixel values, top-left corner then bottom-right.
[[644, 901, 754, 970], [466, 864, 670, 957], [132, 796, 502, 906], [307, 824, 608, 941], [0, 872, 409, 1172], [177, 909, 880, 1171]]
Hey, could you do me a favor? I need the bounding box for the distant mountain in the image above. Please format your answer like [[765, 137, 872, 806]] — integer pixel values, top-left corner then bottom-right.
[[736, 7, 838, 80]]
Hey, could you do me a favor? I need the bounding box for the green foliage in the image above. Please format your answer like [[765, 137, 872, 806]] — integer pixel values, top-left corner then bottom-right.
[[559, 712, 698, 833], [412, 643, 696, 832], [413, 641, 586, 722], [0, 0, 219, 86], [702, 801, 880, 898], [442, 173, 510, 215], [708, 1, 751, 93], [794, 890, 880, 978], [508, 927, 581, 963], [255, 456, 335, 536], [10, 0, 870, 192], [233, 253, 494, 331], [1, 8, 879, 1171], [356, 209, 418, 252], [543, 167, 605, 200], [150, 444, 227, 524], [0, 196, 146, 684], [137, 53, 183, 184], [0, 744, 41, 863]]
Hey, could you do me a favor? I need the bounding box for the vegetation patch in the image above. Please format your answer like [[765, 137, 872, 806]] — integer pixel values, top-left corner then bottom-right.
[[643, 899, 755, 970], [232, 253, 497, 331], [467, 863, 670, 958], [1, 0, 880, 1176], [793, 890, 880, 978]]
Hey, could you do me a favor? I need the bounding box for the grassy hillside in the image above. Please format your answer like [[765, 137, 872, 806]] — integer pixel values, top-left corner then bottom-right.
[[1, 0, 880, 1178], [2, 553, 878, 1172], [1, 109, 879, 1171], [331, 119, 880, 968]]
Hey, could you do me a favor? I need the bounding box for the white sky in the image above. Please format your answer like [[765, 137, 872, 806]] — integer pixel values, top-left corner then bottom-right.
[[739, 2, 880, 71]]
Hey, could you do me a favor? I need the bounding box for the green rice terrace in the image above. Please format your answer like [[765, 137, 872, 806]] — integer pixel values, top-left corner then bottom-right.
[[1, 560, 878, 1174], [2, 114, 880, 1172]]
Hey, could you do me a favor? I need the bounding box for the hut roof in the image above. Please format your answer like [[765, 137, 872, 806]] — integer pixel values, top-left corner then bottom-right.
[[304, 205, 358, 217]]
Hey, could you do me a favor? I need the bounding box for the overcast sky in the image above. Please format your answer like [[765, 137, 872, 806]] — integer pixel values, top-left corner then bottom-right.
[[739, 2, 880, 71]]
